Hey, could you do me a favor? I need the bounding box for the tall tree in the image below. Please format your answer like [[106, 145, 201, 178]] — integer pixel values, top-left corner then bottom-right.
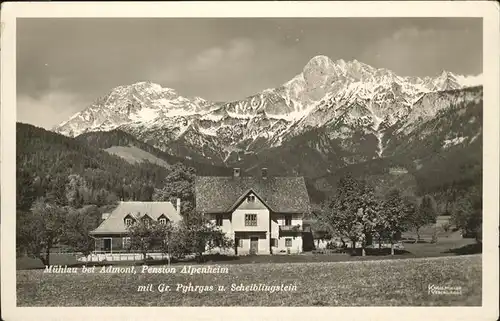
[[65, 174, 85, 208], [321, 175, 361, 253], [127, 218, 173, 262], [152, 163, 196, 214], [321, 175, 380, 256], [451, 188, 482, 238], [408, 195, 438, 243], [159, 224, 178, 265], [355, 181, 381, 256], [17, 198, 66, 266], [380, 189, 411, 255], [61, 205, 102, 256], [170, 211, 234, 262]]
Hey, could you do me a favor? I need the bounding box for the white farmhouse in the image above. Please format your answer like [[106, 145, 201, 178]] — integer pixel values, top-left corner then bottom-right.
[[195, 168, 311, 255]]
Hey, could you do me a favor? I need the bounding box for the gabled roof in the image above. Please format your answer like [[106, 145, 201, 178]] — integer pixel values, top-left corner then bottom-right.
[[195, 176, 311, 214], [226, 188, 261, 212], [90, 201, 181, 235]]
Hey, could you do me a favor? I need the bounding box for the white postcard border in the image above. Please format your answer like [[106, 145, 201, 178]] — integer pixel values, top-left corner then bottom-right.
[[1, 2, 498, 321]]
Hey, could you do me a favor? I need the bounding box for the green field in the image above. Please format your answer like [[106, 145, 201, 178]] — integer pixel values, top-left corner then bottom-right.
[[17, 254, 481, 306]]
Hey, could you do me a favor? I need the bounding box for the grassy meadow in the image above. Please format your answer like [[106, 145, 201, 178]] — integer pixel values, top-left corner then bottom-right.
[[17, 254, 481, 306], [16, 217, 482, 306]]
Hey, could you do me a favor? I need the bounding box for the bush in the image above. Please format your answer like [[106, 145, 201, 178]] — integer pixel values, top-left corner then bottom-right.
[[431, 231, 438, 244], [441, 222, 452, 233], [326, 242, 338, 250]]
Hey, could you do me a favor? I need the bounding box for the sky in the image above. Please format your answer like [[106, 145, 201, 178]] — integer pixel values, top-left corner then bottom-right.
[[16, 18, 482, 129]]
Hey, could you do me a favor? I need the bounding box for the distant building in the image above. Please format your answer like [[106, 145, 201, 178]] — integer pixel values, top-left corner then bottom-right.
[[195, 168, 311, 255], [89, 200, 182, 253]]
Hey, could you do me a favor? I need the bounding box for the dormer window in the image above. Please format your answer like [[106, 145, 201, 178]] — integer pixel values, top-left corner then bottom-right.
[[158, 215, 169, 225], [125, 218, 133, 226], [142, 216, 152, 226], [247, 195, 256, 203]]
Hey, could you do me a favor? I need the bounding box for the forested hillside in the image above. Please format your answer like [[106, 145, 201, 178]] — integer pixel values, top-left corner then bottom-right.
[[17, 123, 173, 211], [75, 129, 231, 176]]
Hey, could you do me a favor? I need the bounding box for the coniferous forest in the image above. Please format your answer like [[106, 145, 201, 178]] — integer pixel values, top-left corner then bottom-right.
[[17, 123, 171, 211]]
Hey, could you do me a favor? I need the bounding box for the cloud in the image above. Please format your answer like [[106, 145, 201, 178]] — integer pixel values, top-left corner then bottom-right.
[[17, 91, 88, 130], [190, 47, 225, 72], [188, 38, 255, 72], [390, 27, 434, 41], [360, 27, 482, 77], [147, 36, 304, 102], [363, 27, 442, 64], [149, 37, 263, 97]]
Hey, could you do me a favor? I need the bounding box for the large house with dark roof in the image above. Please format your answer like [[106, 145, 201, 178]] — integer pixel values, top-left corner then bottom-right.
[[89, 200, 182, 253], [195, 168, 311, 255]]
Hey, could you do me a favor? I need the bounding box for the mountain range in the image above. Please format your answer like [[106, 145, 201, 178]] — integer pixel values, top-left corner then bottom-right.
[[50, 55, 482, 207]]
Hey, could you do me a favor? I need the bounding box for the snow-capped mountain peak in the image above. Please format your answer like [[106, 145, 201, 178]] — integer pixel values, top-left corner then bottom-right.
[[54, 56, 482, 166]]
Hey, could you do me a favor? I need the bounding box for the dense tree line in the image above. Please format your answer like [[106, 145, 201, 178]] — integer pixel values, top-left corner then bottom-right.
[[319, 174, 481, 256]]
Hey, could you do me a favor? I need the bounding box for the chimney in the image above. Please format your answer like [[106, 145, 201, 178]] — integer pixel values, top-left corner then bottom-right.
[[262, 168, 268, 179], [176, 198, 181, 216], [101, 213, 110, 221], [233, 168, 241, 177]]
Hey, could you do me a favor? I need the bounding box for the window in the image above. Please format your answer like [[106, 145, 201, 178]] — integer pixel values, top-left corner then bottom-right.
[[247, 195, 256, 202], [245, 214, 257, 226], [285, 238, 292, 248], [125, 218, 133, 227], [284, 215, 292, 226], [271, 238, 278, 247], [238, 238, 243, 247], [122, 237, 131, 249], [159, 218, 167, 225], [215, 215, 223, 226]]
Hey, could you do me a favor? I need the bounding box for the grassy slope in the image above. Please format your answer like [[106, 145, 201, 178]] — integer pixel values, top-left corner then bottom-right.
[[105, 145, 170, 167], [76, 129, 232, 176], [17, 255, 481, 306]]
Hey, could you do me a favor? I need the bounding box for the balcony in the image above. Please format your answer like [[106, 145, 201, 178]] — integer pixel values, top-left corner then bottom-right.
[[279, 224, 303, 236]]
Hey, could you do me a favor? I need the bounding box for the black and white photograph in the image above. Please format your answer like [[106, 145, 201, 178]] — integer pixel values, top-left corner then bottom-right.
[[1, 2, 499, 321]]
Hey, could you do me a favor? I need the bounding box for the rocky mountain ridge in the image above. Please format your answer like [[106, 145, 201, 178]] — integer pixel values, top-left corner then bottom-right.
[[54, 55, 482, 171]]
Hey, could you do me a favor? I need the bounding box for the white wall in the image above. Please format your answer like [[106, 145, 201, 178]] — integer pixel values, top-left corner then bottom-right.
[[270, 213, 303, 254], [236, 233, 269, 255], [205, 195, 305, 255], [272, 235, 302, 254], [232, 209, 270, 232]]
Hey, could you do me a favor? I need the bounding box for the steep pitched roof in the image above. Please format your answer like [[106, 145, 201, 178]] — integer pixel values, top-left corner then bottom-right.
[[90, 201, 181, 235], [195, 176, 311, 214]]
